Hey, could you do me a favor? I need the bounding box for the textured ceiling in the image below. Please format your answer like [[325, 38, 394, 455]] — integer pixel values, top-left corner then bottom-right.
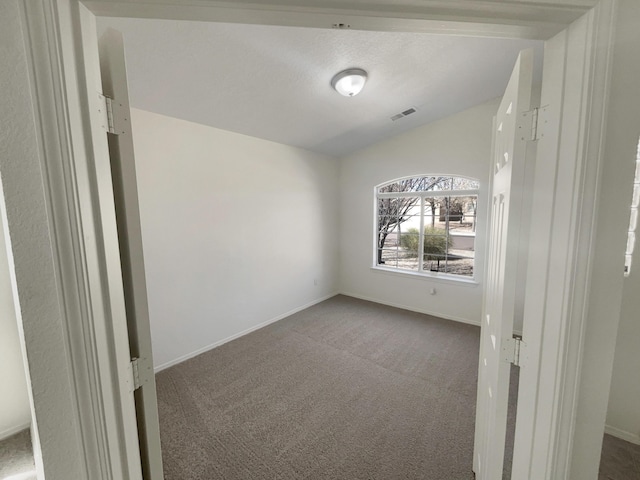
[[98, 17, 543, 157]]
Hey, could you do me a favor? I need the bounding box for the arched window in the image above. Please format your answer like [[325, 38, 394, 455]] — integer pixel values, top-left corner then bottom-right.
[[375, 175, 480, 278]]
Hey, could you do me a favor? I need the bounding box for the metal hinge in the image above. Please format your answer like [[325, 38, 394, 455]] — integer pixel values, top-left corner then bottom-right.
[[97, 93, 128, 135], [503, 336, 527, 368], [520, 105, 549, 142], [127, 357, 152, 392]]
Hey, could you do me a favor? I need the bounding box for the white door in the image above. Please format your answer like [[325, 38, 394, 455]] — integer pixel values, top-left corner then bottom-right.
[[98, 28, 165, 479], [473, 49, 533, 479]]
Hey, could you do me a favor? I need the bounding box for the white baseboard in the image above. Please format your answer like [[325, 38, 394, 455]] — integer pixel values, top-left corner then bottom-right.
[[605, 424, 640, 445], [0, 421, 31, 441], [154, 292, 339, 372], [338, 291, 481, 328]]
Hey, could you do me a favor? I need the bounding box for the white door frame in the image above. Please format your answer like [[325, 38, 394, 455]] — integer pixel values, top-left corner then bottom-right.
[[14, 0, 616, 478]]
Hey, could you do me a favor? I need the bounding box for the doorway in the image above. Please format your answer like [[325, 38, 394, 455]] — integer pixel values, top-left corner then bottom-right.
[[12, 1, 620, 478], [96, 14, 538, 478]]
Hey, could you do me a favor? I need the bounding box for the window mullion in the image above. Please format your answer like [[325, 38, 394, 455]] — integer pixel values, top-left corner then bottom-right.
[[418, 197, 425, 273], [445, 196, 450, 273]]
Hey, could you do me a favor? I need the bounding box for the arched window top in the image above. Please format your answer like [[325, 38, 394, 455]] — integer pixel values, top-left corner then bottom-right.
[[377, 175, 479, 195]]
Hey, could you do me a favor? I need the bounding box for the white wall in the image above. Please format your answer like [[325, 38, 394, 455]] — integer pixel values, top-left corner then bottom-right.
[[130, 109, 339, 370], [607, 261, 640, 445], [0, 184, 31, 439], [604, 3, 640, 448], [338, 99, 499, 325]]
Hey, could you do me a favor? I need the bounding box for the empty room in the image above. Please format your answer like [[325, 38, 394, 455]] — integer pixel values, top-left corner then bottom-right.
[[3, 1, 640, 480], [100, 16, 542, 479]]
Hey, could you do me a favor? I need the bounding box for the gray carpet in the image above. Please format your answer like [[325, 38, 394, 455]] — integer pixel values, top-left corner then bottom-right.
[[599, 434, 640, 480], [0, 428, 36, 479], [156, 295, 482, 479], [1, 296, 634, 478]]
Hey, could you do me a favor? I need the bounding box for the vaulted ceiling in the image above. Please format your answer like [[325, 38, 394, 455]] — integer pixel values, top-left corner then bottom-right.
[[98, 17, 543, 157]]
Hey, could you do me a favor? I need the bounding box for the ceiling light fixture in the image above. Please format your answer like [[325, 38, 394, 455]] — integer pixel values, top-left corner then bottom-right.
[[331, 68, 368, 97]]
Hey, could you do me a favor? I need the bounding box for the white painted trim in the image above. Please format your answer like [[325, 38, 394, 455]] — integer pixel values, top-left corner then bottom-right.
[[0, 422, 31, 442], [370, 266, 480, 286], [553, 2, 618, 475], [82, 0, 593, 40], [20, 1, 127, 478], [339, 292, 481, 328], [604, 425, 640, 446], [154, 293, 339, 372], [511, 2, 617, 479], [377, 189, 480, 199]]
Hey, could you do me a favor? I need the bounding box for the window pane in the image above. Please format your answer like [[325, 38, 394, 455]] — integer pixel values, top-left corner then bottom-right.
[[423, 253, 447, 272], [378, 176, 479, 194], [378, 248, 399, 267], [630, 208, 638, 232], [434, 177, 453, 191], [398, 256, 420, 271], [625, 255, 633, 276], [632, 184, 640, 208], [627, 232, 636, 256], [444, 261, 473, 277], [446, 250, 475, 277], [452, 177, 480, 190]]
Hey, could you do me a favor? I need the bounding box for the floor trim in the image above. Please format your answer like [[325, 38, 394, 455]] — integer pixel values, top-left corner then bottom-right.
[[154, 292, 339, 372], [339, 291, 481, 328], [604, 425, 640, 446], [0, 422, 31, 442]]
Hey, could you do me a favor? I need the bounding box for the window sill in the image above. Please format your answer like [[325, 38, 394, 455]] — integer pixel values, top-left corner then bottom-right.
[[370, 266, 479, 287]]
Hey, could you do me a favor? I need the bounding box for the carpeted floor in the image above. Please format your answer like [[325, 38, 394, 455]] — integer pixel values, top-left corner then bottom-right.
[[0, 428, 36, 479], [2, 295, 637, 478], [599, 434, 640, 480], [155, 295, 482, 479]]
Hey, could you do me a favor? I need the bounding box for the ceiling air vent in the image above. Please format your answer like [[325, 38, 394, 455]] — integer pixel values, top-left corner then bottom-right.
[[391, 107, 417, 121]]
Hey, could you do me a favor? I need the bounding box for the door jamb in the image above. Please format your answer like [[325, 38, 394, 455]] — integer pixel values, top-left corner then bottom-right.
[[512, 2, 617, 478]]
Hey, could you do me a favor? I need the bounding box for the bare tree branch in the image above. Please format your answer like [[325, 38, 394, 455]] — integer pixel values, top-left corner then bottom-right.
[[376, 176, 449, 264]]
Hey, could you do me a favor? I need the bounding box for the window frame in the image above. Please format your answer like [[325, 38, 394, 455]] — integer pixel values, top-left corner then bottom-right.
[[373, 175, 480, 283], [624, 137, 640, 277]]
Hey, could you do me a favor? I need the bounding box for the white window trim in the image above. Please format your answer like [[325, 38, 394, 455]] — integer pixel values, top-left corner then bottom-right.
[[371, 265, 480, 286], [377, 189, 480, 199]]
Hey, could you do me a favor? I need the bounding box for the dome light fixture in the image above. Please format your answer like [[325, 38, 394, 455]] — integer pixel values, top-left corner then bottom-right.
[[331, 68, 368, 97]]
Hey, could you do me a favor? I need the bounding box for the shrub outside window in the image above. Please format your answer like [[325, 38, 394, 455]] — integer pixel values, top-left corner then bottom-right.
[[375, 175, 479, 279]]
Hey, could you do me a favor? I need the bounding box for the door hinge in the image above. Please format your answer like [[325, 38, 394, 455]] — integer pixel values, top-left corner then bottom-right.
[[98, 93, 128, 135], [520, 105, 549, 142], [503, 336, 527, 367], [128, 356, 152, 392]]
